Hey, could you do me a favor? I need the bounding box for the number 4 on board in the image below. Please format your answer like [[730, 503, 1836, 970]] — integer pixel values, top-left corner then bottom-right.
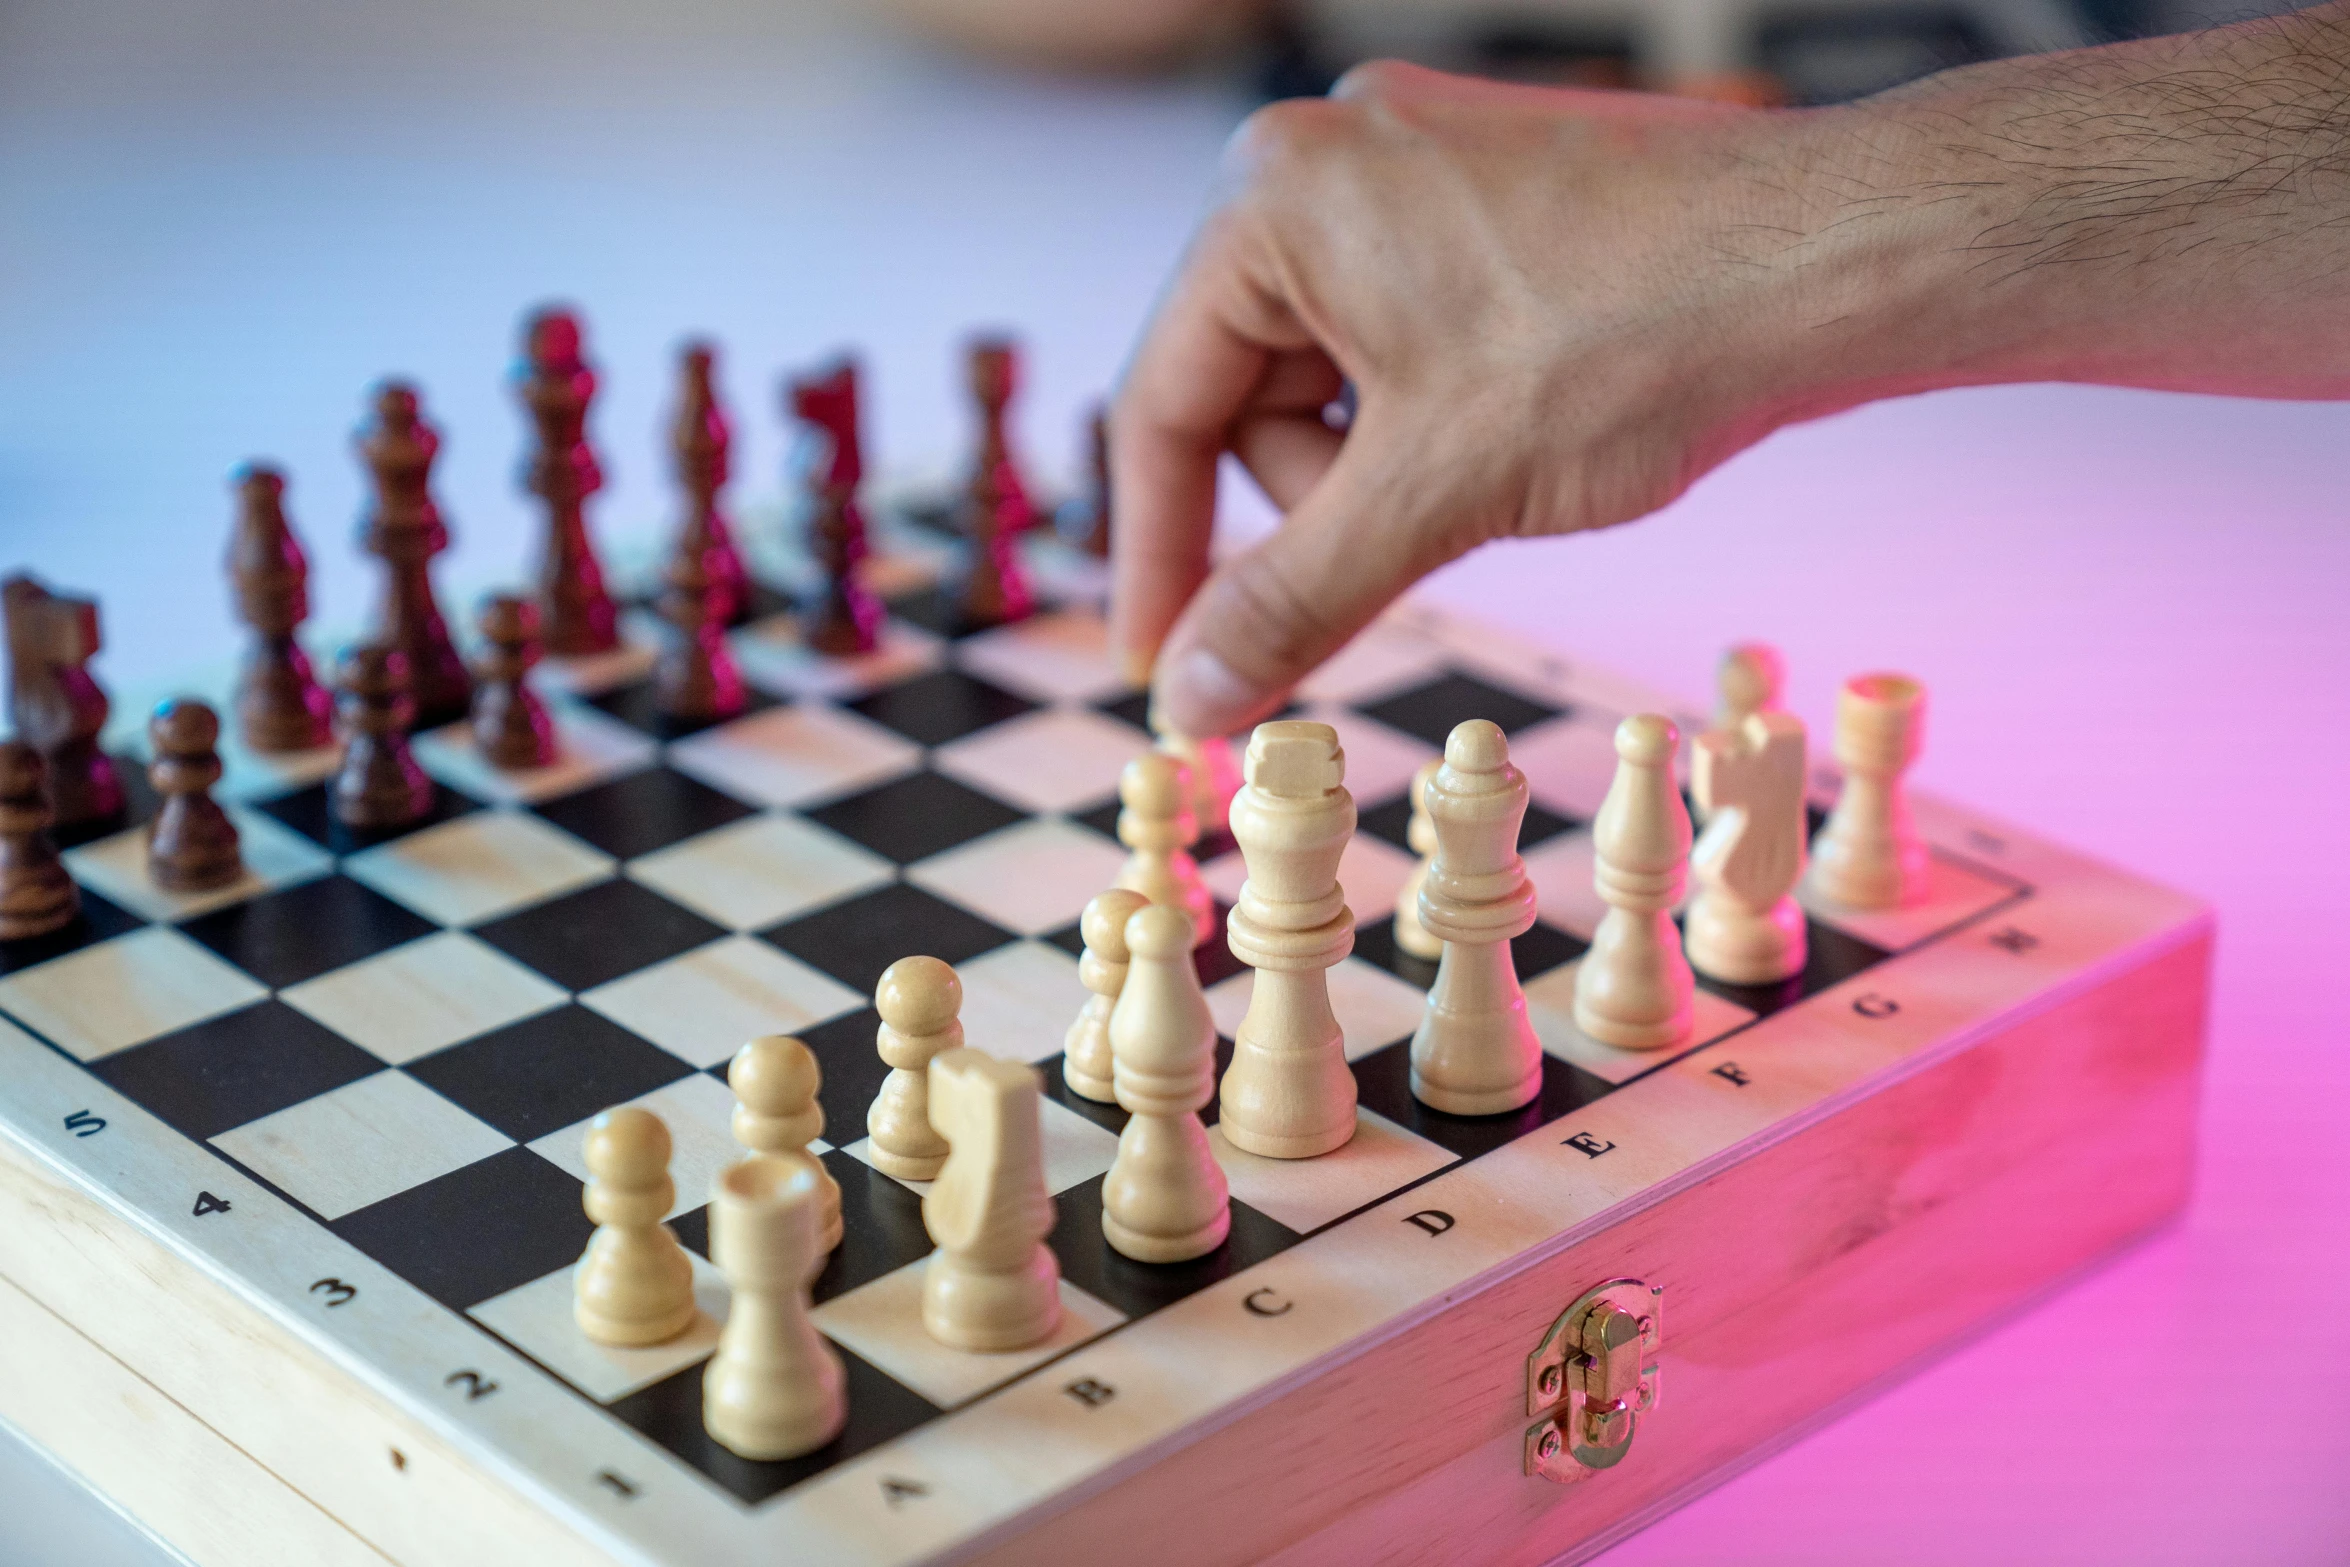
[[192, 1191, 232, 1217]]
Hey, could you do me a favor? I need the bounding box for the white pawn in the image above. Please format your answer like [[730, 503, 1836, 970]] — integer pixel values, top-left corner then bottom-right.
[[1220, 720, 1358, 1159], [703, 1155, 846, 1461], [574, 1107, 697, 1346], [1688, 711, 1809, 985], [1573, 716, 1696, 1051], [1390, 759, 1444, 961], [1155, 723, 1242, 837], [730, 1035, 843, 1253], [1409, 720, 1543, 1116], [922, 1049, 1061, 1351], [866, 956, 961, 1182], [1809, 673, 1929, 909], [1062, 887, 1150, 1103], [1114, 751, 1214, 946], [1104, 903, 1230, 1263], [1715, 643, 1786, 731]]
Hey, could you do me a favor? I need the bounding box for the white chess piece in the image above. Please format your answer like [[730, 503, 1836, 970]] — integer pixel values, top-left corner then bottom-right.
[[1114, 751, 1214, 946], [1687, 711, 1809, 985], [1103, 903, 1231, 1262], [866, 956, 961, 1181], [1062, 887, 1150, 1103], [1809, 672, 1929, 909], [1573, 715, 1697, 1051], [1409, 720, 1544, 1116], [1220, 720, 1358, 1159], [1390, 758, 1444, 961], [574, 1107, 697, 1346], [730, 1034, 843, 1253], [702, 1155, 846, 1461], [922, 1049, 1061, 1351], [1155, 722, 1242, 837], [1715, 643, 1786, 732]]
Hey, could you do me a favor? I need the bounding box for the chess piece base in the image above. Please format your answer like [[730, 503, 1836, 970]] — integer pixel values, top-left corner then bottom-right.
[[921, 1254, 1061, 1352], [1686, 894, 1807, 986], [1101, 1206, 1229, 1265]]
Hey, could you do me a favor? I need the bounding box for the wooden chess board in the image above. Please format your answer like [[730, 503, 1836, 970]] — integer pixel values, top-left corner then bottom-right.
[[0, 538, 2209, 1566]]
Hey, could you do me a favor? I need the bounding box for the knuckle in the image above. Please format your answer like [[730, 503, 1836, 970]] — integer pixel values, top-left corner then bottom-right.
[[1227, 97, 1349, 177], [1328, 58, 1410, 104]]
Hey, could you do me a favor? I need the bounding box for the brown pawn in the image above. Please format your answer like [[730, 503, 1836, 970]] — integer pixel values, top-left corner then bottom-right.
[[331, 644, 433, 830], [963, 338, 1037, 534], [653, 552, 746, 727], [471, 595, 557, 769], [786, 360, 880, 656], [147, 700, 242, 892], [0, 742, 78, 941], [518, 307, 618, 656], [2, 575, 123, 830], [226, 465, 333, 752], [668, 342, 750, 628], [356, 384, 472, 730]]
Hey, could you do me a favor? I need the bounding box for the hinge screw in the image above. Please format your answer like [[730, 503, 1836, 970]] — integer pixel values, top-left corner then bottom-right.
[[1537, 1427, 1562, 1460], [1538, 1365, 1563, 1398]]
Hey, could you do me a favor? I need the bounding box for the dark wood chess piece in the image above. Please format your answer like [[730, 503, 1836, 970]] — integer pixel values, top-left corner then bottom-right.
[[226, 464, 334, 753], [357, 382, 473, 730], [1074, 403, 1111, 559], [669, 341, 751, 628], [471, 594, 558, 770], [964, 337, 1038, 534], [147, 699, 242, 892], [0, 741, 79, 941], [331, 643, 433, 830], [952, 470, 1034, 633], [1, 575, 124, 830], [653, 552, 746, 727], [519, 307, 619, 657], [788, 360, 881, 656]]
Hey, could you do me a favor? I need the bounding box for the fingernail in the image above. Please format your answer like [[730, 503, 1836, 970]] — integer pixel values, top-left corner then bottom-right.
[[1160, 644, 1258, 737]]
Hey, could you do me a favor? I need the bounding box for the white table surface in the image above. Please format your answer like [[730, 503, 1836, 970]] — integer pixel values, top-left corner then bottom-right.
[[4, 2, 2347, 1562]]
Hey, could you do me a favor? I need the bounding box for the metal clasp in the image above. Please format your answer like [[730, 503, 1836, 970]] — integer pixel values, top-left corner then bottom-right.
[[1523, 1278, 1662, 1483]]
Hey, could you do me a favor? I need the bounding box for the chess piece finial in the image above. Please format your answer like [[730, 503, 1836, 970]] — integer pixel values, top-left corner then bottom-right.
[[226, 464, 332, 753], [1809, 673, 1929, 909], [965, 336, 1036, 536], [703, 1155, 846, 1460], [1715, 643, 1786, 732], [575, 1107, 698, 1346], [1408, 720, 1543, 1115], [1573, 715, 1696, 1051], [471, 594, 558, 770], [1103, 903, 1230, 1263], [866, 956, 962, 1181], [1220, 720, 1359, 1159], [357, 381, 472, 729], [146, 699, 242, 893], [519, 305, 618, 656], [1688, 711, 1810, 985], [2, 574, 123, 829], [1114, 751, 1214, 946], [330, 642, 433, 830], [729, 1034, 843, 1253], [1391, 758, 1444, 961], [788, 359, 882, 655], [666, 341, 750, 629], [922, 1049, 1061, 1351], [1063, 887, 1150, 1103], [652, 549, 747, 728], [0, 741, 79, 940]]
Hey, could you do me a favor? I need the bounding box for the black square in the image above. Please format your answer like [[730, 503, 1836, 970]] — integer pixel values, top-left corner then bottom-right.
[[782, 1007, 894, 1139], [1068, 795, 1123, 844], [255, 778, 481, 854], [1047, 1175, 1300, 1321], [1194, 901, 1249, 990], [608, 1342, 939, 1506], [846, 668, 1036, 748], [91, 1001, 383, 1141], [1355, 790, 1577, 856], [1041, 919, 1088, 961], [811, 1148, 935, 1304], [331, 1145, 591, 1311], [589, 680, 780, 742], [1350, 912, 1587, 991], [0, 884, 143, 976], [180, 875, 438, 989], [47, 753, 141, 849], [531, 766, 756, 861], [1354, 671, 1562, 749], [762, 884, 1014, 1003], [472, 879, 727, 993], [1694, 917, 1890, 1019], [1040, 1052, 1128, 1138], [1348, 1041, 1612, 1163], [1092, 688, 1152, 734], [404, 1006, 693, 1143], [800, 772, 1026, 867]]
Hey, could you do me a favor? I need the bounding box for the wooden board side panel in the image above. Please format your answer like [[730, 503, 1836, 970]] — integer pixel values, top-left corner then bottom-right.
[[964, 929, 2211, 1567]]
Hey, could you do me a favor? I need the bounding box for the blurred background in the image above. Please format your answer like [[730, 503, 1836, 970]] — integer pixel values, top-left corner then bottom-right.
[[3, 0, 2346, 1563]]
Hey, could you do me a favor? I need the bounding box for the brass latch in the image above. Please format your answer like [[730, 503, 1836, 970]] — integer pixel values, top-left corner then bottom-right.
[[1523, 1278, 1662, 1483]]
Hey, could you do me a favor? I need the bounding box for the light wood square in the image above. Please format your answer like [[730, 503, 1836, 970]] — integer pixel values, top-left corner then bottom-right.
[[905, 818, 1127, 939], [811, 1258, 1124, 1410], [0, 927, 268, 1063], [931, 706, 1150, 815], [343, 811, 614, 928], [1205, 955, 1432, 1063], [1296, 704, 1439, 806], [667, 702, 920, 810], [626, 813, 893, 932], [1799, 853, 2022, 954], [953, 610, 1127, 704], [211, 1069, 513, 1221], [1521, 828, 1608, 940], [410, 703, 658, 806], [215, 736, 342, 805], [1207, 1107, 1454, 1233], [839, 1095, 1119, 1199], [1509, 712, 1625, 822], [580, 935, 864, 1069], [1200, 830, 1420, 923], [528, 1072, 824, 1223], [280, 931, 566, 1066], [63, 807, 332, 923], [469, 1251, 725, 1404], [955, 940, 1091, 1065], [1524, 959, 1757, 1084], [731, 615, 942, 702], [534, 627, 660, 698], [1294, 621, 1448, 706]]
